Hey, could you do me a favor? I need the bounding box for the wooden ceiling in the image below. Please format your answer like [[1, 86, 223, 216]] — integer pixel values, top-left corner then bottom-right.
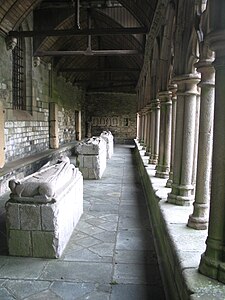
[[0, 0, 158, 93]]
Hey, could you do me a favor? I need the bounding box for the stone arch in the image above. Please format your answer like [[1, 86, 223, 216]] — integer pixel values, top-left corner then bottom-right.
[[151, 38, 160, 98], [186, 27, 199, 73], [173, 0, 197, 75], [159, 1, 176, 91]]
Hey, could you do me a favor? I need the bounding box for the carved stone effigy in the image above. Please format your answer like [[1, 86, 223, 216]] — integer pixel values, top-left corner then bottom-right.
[[5, 156, 83, 258], [100, 131, 114, 159], [76, 137, 107, 179]]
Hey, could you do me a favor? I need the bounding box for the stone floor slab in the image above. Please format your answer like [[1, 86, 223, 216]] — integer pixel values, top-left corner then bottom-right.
[[0, 144, 165, 299], [40, 261, 113, 283], [116, 230, 154, 251], [3, 279, 51, 299], [111, 284, 164, 300], [0, 257, 48, 279], [113, 263, 162, 284]]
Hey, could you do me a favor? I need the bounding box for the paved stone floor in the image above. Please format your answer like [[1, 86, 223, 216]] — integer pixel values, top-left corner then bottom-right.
[[0, 144, 166, 299]]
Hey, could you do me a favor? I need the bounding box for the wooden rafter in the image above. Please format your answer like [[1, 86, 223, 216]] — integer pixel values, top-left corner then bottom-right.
[[8, 27, 148, 38]]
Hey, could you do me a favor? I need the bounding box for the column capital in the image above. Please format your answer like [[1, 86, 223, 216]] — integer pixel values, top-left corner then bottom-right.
[[173, 73, 201, 97], [195, 58, 215, 88], [158, 90, 172, 105], [173, 73, 201, 84], [169, 83, 178, 94], [150, 99, 160, 110], [206, 30, 225, 54]]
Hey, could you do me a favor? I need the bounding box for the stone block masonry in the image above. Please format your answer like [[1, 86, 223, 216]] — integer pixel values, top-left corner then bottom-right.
[[5, 157, 83, 258], [76, 137, 107, 179], [4, 120, 49, 162]]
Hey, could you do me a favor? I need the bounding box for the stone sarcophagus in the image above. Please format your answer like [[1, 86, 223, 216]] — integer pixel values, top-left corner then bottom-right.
[[76, 137, 107, 179], [5, 156, 83, 258], [100, 131, 114, 159]]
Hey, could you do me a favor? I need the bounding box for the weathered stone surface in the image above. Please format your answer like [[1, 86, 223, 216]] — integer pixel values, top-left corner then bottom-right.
[[32, 231, 57, 258], [5, 202, 20, 229], [100, 131, 114, 159], [8, 230, 32, 256], [6, 157, 83, 258], [41, 204, 57, 231], [76, 137, 106, 155], [20, 205, 41, 230], [76, 137, 107, 179], [8, 156, 79, 203]]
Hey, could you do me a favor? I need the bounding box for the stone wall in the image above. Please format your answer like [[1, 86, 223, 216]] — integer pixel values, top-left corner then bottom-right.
[[0, 34, 85, 164], [85, 93, 137, 143], [5, 120, 49, 162]]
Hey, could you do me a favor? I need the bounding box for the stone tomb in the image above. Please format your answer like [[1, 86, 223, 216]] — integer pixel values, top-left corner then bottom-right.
[[5, 156, 83, 258], [100, 131, 114, 159], [76, 137, 107, 179]]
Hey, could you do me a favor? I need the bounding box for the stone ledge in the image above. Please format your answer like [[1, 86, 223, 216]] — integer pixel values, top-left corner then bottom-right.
[[134, 140, 225, 300]]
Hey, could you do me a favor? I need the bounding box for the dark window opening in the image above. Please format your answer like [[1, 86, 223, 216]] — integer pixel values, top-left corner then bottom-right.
[[124, 118, 129, 126]]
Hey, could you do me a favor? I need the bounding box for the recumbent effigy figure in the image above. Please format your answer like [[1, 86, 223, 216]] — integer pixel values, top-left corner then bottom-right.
[[9, 156, 79, 203], [6, 155, 83, 258]]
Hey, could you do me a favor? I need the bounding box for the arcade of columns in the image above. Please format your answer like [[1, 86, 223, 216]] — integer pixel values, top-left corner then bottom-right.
[[136, 0, 225, 284]]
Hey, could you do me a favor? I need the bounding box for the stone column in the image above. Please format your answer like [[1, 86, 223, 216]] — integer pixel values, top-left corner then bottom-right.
[[0, 101, 5, 168], [149, 103, 155, 164], [145, 107, 151, 155], [143, 110, 148, 147], [188, 57, 215, 230], [136, 112, 140, 140], [167, 74, 200, 206], [138, 111, 143, 143], [140, 110, 145, 145], [166, 84, 177, 187], [49, 102, 59, 149], [199, 31, 225, 282], [155, 91, 172, 178], [149, 99, 160, 164], [191, 90, 201, 195]]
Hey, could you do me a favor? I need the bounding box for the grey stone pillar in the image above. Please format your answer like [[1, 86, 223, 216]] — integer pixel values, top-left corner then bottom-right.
[[138, 112, 143, 143], [143, 110, 148, 147], [166, 84, 177, 187], [149, 99, 160, 164], [141, 110, 146, 145], [49, 102, 59, 149], [149, 103, 155, 164], [167, 73, 200, 206], [136, 112, 140, 140], [140, 111, 145, 144], [145, 107, 151, 155], [199, 31, 225, 282], [191, 90, 201, 196], [0, 101, 5, 168], [188, 57, 215, 230], [155, 91, 172, 178]]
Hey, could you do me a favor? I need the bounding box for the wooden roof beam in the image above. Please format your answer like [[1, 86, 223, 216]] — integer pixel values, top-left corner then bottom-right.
[[35, 50, 142, 56], [59, 67, 140, 73], [8, 27, 148, 38]]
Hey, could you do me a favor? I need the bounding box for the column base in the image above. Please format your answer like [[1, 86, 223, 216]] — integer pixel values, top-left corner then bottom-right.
[[145, 149, 150, 156], [155, 165, 170, 179], [167, 183, 194, 206], [166, 179, 172, 188], [187, 214, 208, 230], [199, 253, 219, 281], [149, 155, 158, 165], [166, 171, 173, 187]]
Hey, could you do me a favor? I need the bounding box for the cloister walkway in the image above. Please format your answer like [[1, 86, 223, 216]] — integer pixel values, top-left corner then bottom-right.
[[0, 144, 166, 299]]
